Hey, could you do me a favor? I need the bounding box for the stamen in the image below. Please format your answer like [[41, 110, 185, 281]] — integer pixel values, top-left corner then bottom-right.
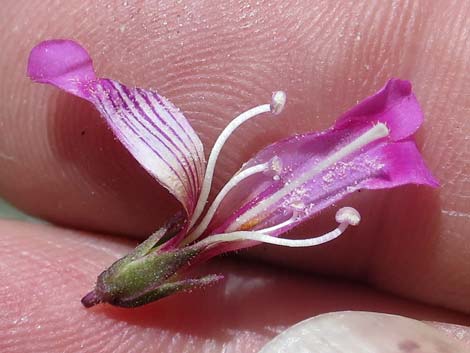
[[200, 207, 360, 247], [183, 162, 270, 245], [228, 123, 389, 231], [188, 91, 287, 228]]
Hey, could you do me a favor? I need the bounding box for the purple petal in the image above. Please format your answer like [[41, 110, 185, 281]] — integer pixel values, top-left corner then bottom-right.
[[364, 139, 439, 189], [27, 39, 97, 99], [28, 40, 205, 215], [335, 79, 423, 141], [207, 80, 437, 238], [91, 79, 205, 212]]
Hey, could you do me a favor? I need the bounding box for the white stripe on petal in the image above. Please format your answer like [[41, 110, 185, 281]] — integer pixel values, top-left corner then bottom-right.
[[91, 79, 205, 214]]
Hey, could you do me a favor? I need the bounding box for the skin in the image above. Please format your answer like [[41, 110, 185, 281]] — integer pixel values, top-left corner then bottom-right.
[[0, 0, 469, 352]]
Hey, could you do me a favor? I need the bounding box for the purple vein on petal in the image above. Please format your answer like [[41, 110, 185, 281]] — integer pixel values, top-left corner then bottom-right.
[[118, 83, 199, 200], [107, 80, 195, 199], [93, 82, 193, 208], [150, 92, 206, 190], [136, 89, 202, 196]]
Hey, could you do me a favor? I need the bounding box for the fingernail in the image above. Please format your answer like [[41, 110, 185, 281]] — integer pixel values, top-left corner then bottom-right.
[[259, 311, 468, 352]]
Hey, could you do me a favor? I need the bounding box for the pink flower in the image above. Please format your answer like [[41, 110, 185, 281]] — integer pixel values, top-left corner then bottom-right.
[[28, 39, 438, 308]]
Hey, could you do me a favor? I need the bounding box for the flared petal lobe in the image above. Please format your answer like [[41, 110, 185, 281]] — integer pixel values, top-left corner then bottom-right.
[[335, 79, 422, 140], [209, 79, 437, 237], [27, 40, 205, 214], [27, 39, 97, 99]]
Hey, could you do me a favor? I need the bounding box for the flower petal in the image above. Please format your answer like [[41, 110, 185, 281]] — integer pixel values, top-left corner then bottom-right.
[[27, 40, 205, 215], [335, 79, 423, 140], [363, 139, 439, 189], [27, 39, 97, 99], [207, 80, 437, 238], [90, 79, 205, 213]]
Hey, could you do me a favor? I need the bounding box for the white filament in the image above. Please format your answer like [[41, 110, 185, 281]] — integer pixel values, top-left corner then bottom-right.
[[255, 211, 300, 234], [188, 91, 287, 229], [183, 163, 270, 245], [228, 123, 389, 231], [200, 207, 360, 248]]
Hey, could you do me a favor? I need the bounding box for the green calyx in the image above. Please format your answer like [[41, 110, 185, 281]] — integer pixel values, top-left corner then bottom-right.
[[81, 214, 221, 308]]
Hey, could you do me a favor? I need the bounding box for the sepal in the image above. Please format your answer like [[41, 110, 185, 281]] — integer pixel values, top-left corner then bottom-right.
[[81, 214, 219, 308], [107, 274, 222, 308]]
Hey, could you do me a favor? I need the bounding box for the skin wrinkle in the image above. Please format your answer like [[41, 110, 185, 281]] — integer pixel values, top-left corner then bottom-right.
[[0, 0, 469, 344], [1, 219, 469, 353]]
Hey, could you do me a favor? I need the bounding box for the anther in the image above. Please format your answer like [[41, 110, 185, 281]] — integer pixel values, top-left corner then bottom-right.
[[290, 201, 306, 212], [269, 156, 283, 174], [270, 91, 287, 115], [335, 207, 361, 226], [263, 156, 283, 180]]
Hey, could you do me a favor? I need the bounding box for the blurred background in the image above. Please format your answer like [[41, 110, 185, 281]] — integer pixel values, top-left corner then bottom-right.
[[0, 198, 39, 222]]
